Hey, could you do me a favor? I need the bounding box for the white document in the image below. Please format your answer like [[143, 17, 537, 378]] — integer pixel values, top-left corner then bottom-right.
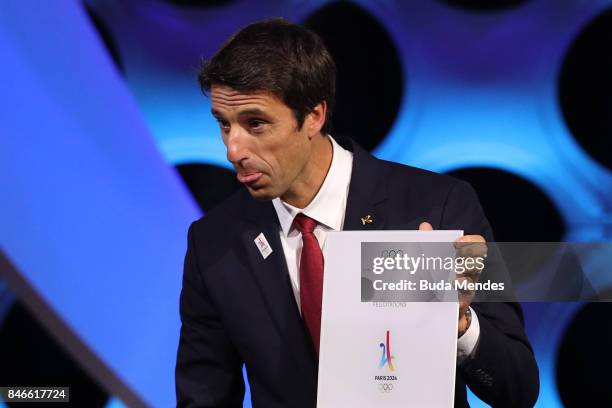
[[317, 230, 462, 408]]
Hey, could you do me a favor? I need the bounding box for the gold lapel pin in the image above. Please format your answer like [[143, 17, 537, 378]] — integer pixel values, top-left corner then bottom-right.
[[361, 214, 373, 225]]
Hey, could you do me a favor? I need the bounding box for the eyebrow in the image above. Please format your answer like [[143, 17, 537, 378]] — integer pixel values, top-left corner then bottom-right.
[[238, 108, 269, 117], [211, 108, 272, 119]]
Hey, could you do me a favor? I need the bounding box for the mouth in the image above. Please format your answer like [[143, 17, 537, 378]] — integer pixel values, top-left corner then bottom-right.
[[237, 171, 263, 184]]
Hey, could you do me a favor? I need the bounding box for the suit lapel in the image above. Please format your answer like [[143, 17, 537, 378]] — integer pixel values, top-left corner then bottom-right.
[[341, 137, 388, 231], [343, 189, 387, 231], [241, 199, 317, 379]]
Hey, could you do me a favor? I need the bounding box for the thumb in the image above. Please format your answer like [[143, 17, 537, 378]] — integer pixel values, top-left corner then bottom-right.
[[419, 222, 433, 231]]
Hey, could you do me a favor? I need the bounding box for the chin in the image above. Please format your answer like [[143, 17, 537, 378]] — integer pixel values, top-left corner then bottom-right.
[[245, 185, 278, 202]]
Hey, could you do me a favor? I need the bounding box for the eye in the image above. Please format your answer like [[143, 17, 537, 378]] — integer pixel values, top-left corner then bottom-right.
[[216, 119, 230, 131], [248, 119, 267, 130]]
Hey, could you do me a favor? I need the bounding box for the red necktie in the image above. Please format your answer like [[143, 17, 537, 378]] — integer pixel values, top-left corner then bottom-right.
[[293, 213, 324, 356]]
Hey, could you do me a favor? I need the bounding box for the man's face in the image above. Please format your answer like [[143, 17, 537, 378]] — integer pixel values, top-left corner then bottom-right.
[[210, 85, 313, 201]]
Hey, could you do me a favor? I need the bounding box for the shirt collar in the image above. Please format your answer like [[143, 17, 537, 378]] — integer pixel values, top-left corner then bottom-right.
[[272, 135, 353, 236]]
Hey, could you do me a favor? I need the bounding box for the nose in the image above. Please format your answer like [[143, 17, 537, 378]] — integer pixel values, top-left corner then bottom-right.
[[225, 128, 249, 165]]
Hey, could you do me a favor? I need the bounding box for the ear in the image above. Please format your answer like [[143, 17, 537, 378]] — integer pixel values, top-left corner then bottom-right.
[[305, 101, 327, 139]]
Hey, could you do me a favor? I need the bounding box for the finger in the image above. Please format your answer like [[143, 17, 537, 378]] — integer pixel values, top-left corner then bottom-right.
[[459, 303, 470, 317], [461, 267, 484, 279], [455, 242, 488, 258], [459, 293, 474, 312], [454, 235, 486, 248], [419, 222, 433, 231], [455, 261, 486, 278], [456, 276, 476, 309]]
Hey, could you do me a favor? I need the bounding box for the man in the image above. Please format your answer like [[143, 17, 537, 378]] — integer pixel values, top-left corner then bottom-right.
[[176, 18, 539, 408]]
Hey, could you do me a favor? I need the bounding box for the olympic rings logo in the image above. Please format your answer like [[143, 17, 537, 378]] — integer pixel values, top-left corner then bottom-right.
[[381, 250, 403, 258], [378, 383, 394, 393]]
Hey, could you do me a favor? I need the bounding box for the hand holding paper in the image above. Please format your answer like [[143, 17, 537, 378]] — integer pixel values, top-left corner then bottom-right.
[[419, 222, 488, 337]]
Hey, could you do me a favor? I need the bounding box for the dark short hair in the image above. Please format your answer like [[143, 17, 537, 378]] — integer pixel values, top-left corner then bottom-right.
[[198, 18, 336, 134]]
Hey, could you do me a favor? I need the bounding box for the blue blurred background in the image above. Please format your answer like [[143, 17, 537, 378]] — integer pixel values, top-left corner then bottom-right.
[[1, 0, 612, 406]]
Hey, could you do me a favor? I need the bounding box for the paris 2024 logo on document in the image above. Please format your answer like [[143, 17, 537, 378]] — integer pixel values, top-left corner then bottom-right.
[[375, 330, 398, 393]]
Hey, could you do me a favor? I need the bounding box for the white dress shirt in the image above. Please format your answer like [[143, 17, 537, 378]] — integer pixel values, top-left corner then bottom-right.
[[271, 135, 480, 363]]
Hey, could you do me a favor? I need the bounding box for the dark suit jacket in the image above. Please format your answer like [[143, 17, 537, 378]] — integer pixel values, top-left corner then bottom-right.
[[175, 137, 539, 408]]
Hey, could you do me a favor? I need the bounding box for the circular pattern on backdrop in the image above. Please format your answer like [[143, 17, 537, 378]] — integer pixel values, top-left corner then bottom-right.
[[83, 3, 124, 74], [303, 2, 404, 152], [0, 302, 108, 407], [556, 302, 612, 407], [559, 8, 612, 171], [176, 163, 242, 212], [448, 168, 566, 285], [441, 0, 529, 11], [447, 167, 565, 241]]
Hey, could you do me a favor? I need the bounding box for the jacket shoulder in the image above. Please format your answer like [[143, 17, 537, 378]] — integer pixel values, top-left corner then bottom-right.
[[189, 188, 252, 243], [378, 158, 470, 195], [371, 158, 488, 233]]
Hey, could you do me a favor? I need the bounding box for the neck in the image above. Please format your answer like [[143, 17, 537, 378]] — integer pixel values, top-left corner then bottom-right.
[[281, 135, 333, 209]]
